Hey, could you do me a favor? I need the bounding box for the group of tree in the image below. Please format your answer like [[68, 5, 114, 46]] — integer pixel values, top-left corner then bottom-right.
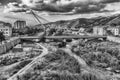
[[69, 39, 120, 72], [12, 27, 44, 36], [0, 32, 5, 44]]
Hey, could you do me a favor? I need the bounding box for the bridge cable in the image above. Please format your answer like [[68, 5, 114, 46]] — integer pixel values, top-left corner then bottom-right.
[[30, 10, 46, 34], [34, 13, 49, 23]]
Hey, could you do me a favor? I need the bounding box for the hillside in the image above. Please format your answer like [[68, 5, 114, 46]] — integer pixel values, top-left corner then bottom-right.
[[0, 21, 5, 24], [12, 48, 110, 80], [35, 14, 120, 28]]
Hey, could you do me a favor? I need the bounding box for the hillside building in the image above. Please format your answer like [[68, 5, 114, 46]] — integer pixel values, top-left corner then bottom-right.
[[93, 26, 107, 36], [79, 28, 85, 32], [0, 23, 12, 37], [43, 0, 51, 3], [93, 25, 120, 36], [69, 20, 79, 29], [71, 29, 79, 34], [107, 26, 120, 36], [14, 20, 26, 30]]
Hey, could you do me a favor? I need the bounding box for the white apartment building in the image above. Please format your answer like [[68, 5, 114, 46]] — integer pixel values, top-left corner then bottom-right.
[[107, 26, 120, 36], [0, 23, 12, 37], [93, 26, 106, 36], [14, 20, 26, 30], [79, 28, 85, 32], [71, 29, 78, 34], [43, 0, 51, 3]]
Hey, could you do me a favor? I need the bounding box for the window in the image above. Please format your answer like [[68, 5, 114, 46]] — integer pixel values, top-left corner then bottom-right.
[[6, 29, 8, 31]]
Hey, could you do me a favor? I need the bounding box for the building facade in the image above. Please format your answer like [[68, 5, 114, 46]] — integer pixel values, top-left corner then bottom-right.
[[107, 26, 120, 36], [71, 29, 79, 35], [93, 26, 107, 36], [0, 23, 12, 37], [43, 0, 50, 3], [14, 20, 26, 30]]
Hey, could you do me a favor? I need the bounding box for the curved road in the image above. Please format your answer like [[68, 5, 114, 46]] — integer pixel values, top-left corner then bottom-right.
[[62, 48, 87, 68], [62, 48, 113, 80], [8, 43, 48, 80]]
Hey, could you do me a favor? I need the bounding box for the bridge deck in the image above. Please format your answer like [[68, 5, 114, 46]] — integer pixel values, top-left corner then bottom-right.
[[44, 35, 107, 39], [20, 36, 40, 39], [20, 35, 107, 39]]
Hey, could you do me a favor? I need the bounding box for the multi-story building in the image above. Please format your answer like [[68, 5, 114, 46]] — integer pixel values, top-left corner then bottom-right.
[[79, 28, 85, 33], [107, 26, 120, 36], [43, 0, 50, 3], [72, 29, 79, 35], [0, 23, 12, 37], [69, 20, 79, 29], [93, 26, 107, 36], [14, 20, 26, 30]]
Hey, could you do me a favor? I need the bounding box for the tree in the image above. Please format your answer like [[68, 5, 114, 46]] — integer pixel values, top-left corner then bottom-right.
[[107, 30, 113, 36], [47, 28, 56, 36], [0, 32, 5, 43]]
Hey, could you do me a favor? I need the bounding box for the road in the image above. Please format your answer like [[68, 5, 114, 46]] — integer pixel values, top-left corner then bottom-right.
[[45, 35, 107, 39], [8, 43, 48, 80], [62, 48, 87, 68], [20, 35, 107, 39], [62, 48, 108, 80]]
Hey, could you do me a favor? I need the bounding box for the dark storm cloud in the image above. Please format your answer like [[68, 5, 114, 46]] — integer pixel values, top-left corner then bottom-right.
[[4, 2, 28, 13], [3, 0, 120, 14], [0, 0, 21, 5], [20, 0, 120, 13]]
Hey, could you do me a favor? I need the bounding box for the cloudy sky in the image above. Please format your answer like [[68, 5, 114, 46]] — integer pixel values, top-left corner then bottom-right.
[[0, 0, 120, 26]]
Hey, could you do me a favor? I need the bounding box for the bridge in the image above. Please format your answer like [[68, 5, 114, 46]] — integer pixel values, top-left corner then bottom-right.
[[20, 35, 107, 40], [17, 10, 107, 40], [20, 36, 43, 39], [20, 32, 45, 40], [44, 35, 107, 39]]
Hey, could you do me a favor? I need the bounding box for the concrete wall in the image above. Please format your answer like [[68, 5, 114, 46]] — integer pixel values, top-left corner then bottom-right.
[[107, 36, 120, 43], [0, 37, 20, 54]]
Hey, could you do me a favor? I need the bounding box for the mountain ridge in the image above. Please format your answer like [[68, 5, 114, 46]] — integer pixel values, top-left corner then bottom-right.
[[34, 14, 120, 28]]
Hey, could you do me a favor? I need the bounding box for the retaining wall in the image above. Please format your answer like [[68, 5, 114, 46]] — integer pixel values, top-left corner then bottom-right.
[[107, 36, 120, 43]]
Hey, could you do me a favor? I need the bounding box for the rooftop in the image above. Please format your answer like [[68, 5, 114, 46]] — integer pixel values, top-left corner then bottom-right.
[[14, 20, 26, 23]]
